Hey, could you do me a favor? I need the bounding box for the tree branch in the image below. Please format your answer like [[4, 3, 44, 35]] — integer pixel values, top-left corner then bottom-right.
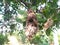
[[20, 0, 32, 8]]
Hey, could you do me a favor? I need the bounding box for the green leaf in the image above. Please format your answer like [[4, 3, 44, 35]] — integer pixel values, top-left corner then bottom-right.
[[10, 24, 16, 29], [46, 28, 52, 36]]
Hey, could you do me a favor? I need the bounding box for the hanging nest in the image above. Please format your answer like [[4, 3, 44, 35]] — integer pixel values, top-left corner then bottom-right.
[[25, 9, 39, 40]]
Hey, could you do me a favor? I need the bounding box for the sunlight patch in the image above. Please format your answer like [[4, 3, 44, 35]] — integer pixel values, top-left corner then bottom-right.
[[8, 35, 19, 45]]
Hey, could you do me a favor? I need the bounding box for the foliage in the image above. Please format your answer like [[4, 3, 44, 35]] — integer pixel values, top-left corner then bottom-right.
[[18, 30, 26, 43], [0, 0, 60, 45], [17, 30, 49, 45], [0, 33, 8, 45], [58, 35, 60, 45], [0, 0, 60, 28]]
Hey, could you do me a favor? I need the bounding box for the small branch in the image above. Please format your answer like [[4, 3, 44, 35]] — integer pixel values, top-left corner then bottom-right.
[[20, 0, 32, 7], [43, 17, 53, 31]]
